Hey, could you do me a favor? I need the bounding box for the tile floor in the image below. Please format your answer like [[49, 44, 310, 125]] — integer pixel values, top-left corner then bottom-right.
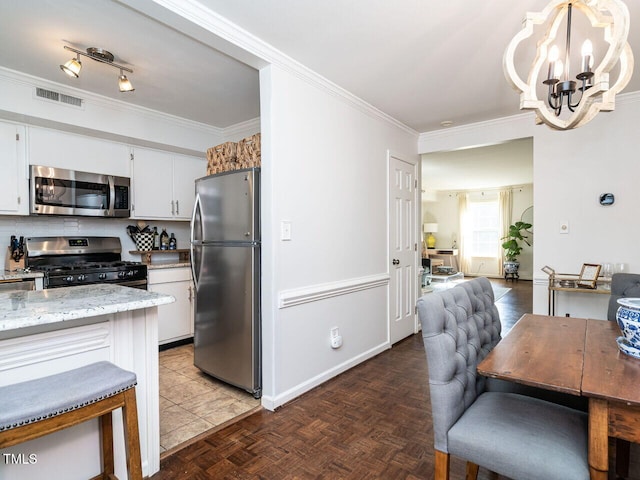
[[159, 343, 261, 454]]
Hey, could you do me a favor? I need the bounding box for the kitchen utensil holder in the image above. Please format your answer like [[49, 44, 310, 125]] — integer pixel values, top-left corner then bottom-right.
[[4, 247, 25, 272], [132, 233, 154, 252]]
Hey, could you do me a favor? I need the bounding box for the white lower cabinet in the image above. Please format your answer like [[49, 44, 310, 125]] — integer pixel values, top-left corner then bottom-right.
[[148, 267, 194, 345]]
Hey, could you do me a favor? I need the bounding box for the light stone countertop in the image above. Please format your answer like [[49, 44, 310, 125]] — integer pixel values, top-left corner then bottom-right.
[[0, 284, 175, 334], [147, 262, 190, 270], [1, 271, 44, 281]]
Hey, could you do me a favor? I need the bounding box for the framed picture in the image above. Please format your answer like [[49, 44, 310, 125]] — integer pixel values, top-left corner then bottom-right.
[[577, 263, 601, 289]]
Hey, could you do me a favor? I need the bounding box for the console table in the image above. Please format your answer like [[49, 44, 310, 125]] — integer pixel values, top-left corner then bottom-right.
[[425, 248, 459, 272]]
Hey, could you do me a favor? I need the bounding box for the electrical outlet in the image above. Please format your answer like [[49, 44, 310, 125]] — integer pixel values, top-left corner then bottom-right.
[[330, 327, 342, 349]]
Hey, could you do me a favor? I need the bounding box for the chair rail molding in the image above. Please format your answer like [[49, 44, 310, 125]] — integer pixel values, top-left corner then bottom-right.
[[278, 274, 389, 309]]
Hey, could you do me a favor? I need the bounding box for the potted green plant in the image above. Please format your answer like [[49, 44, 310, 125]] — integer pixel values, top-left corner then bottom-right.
[[501, 221, 532, 279]]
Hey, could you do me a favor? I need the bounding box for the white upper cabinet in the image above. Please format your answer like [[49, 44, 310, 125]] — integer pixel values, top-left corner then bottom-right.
[[131, 147, 205, 220], [28, 127, 130, 177], [0, 121, 28, 215]]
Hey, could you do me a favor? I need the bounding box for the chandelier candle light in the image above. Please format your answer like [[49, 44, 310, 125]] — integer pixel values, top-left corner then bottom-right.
[[504, 0, 633, 130]]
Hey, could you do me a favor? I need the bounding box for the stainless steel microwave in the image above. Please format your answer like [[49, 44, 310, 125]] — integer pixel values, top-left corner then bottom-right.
[[30, 165, 130, 218]]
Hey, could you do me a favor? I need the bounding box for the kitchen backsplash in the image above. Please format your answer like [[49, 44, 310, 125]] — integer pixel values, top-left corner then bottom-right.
[[0, 216, 190, 270]]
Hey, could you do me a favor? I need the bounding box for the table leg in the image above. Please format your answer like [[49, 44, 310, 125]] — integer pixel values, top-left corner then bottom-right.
[[588, 398, 608, 480]]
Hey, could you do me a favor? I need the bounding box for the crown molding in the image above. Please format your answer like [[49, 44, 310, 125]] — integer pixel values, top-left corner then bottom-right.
[[418, 89, 640, 151], [223, 117, 261, 139], [0, 66, 223, 137]]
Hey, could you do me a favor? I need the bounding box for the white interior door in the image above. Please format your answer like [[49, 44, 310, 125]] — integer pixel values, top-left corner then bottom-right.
[[389, 154, 418, 344]]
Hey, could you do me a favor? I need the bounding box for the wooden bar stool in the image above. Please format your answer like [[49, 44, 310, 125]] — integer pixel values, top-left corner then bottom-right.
[[0, 361, 142, 480]]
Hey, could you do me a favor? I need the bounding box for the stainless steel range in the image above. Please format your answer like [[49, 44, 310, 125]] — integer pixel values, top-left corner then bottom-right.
[[25, 236, 147, 289]]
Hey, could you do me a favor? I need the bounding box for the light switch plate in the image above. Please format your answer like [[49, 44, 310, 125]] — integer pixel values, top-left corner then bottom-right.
[[281, 221, 292, 241]]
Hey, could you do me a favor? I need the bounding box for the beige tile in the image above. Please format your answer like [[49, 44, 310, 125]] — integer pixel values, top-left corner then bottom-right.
[[162, 378, 215, 405], [159, 342, 262, 451], [159, 370, 191, 395], [159, 395, 175, 412], [160, 418, 215, 451], [160, 404, 200, 436], [202, 401, 257, 426], [179, 390, 237, 418]]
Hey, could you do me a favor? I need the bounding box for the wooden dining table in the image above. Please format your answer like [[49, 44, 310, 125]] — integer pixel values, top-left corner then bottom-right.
[[478, 313, 640, 480]]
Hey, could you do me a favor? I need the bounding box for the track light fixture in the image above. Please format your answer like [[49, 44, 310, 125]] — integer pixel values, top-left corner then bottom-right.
[[60, 45, 135, 93]]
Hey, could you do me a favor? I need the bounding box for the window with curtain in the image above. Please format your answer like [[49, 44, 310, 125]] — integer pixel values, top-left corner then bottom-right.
[[459, 189, 511, 275], [465, 194, 501, 258], [469, 200, 500, 256]]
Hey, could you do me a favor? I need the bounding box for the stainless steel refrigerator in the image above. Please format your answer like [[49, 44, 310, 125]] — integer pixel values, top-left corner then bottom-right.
[[190, 167, 261, 398]]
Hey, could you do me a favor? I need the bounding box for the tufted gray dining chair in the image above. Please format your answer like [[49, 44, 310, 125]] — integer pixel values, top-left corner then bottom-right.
[[607, 273, 640, 321], [417, 277, 590, 480]]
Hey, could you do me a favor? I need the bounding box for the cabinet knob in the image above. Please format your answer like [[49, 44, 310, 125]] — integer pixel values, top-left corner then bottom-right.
[[392, 259, 400, 265]]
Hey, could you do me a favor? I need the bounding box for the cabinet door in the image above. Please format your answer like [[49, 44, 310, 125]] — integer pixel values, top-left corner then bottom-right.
[[172, 154, 206, 220], [151, 279, 194, 345], [0, 122, 28, 215], [131, 147, 174, 219], [28, 127, 130, 177]]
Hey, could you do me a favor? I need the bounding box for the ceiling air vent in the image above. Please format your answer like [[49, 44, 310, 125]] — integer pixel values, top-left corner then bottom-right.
[[36, 87, 59, 102], [35, 87, 83, 108], [60, 93, 82, 107]]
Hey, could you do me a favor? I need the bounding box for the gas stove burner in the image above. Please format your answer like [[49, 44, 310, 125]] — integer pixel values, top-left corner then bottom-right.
[[25, 236, 148, 290]]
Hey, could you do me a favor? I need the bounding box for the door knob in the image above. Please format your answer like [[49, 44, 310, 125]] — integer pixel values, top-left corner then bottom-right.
[[392, 259, 400, 265]]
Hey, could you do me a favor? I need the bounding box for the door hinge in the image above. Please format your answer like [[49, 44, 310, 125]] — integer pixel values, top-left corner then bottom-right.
[[415, 179, 418, 188], [415, 243, 418, 251], [415, 305, 418, 315], [16, 133, 19, 141]]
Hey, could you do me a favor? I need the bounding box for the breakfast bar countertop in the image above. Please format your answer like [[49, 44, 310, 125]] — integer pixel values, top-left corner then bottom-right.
[[0, 283, 174, 335]]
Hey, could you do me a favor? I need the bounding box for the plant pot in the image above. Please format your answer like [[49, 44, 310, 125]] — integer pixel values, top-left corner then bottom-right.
[[504, 261, 520, 274], [504, 261, 520, 280]]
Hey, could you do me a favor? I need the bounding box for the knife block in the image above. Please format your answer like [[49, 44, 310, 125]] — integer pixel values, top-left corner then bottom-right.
[[5, 247, 25, 272]]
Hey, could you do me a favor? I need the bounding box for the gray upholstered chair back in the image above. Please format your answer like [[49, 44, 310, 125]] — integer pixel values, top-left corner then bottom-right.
[[607, 273, 640, 320], [416, 277, 501, 452]]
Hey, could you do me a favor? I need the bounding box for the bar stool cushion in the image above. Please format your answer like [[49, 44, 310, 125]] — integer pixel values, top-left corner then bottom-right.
[[0, 361, 137, 432]]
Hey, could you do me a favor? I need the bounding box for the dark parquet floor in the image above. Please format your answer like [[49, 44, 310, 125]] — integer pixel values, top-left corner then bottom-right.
[[152, 279, 639, 479]]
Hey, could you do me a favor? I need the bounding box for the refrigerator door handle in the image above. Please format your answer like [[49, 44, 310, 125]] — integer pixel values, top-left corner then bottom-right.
[[190, 193, 203, 289], [190, 193, 202, 244]]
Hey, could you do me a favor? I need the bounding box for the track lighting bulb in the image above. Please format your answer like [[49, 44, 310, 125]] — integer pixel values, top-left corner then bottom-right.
[[118, 72, 134, 92], [60, 55, 82, 78]]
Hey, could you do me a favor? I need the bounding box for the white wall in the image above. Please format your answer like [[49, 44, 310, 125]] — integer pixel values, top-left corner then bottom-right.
[[419, 93, 640, 319], [260, 64, 418, 408]]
